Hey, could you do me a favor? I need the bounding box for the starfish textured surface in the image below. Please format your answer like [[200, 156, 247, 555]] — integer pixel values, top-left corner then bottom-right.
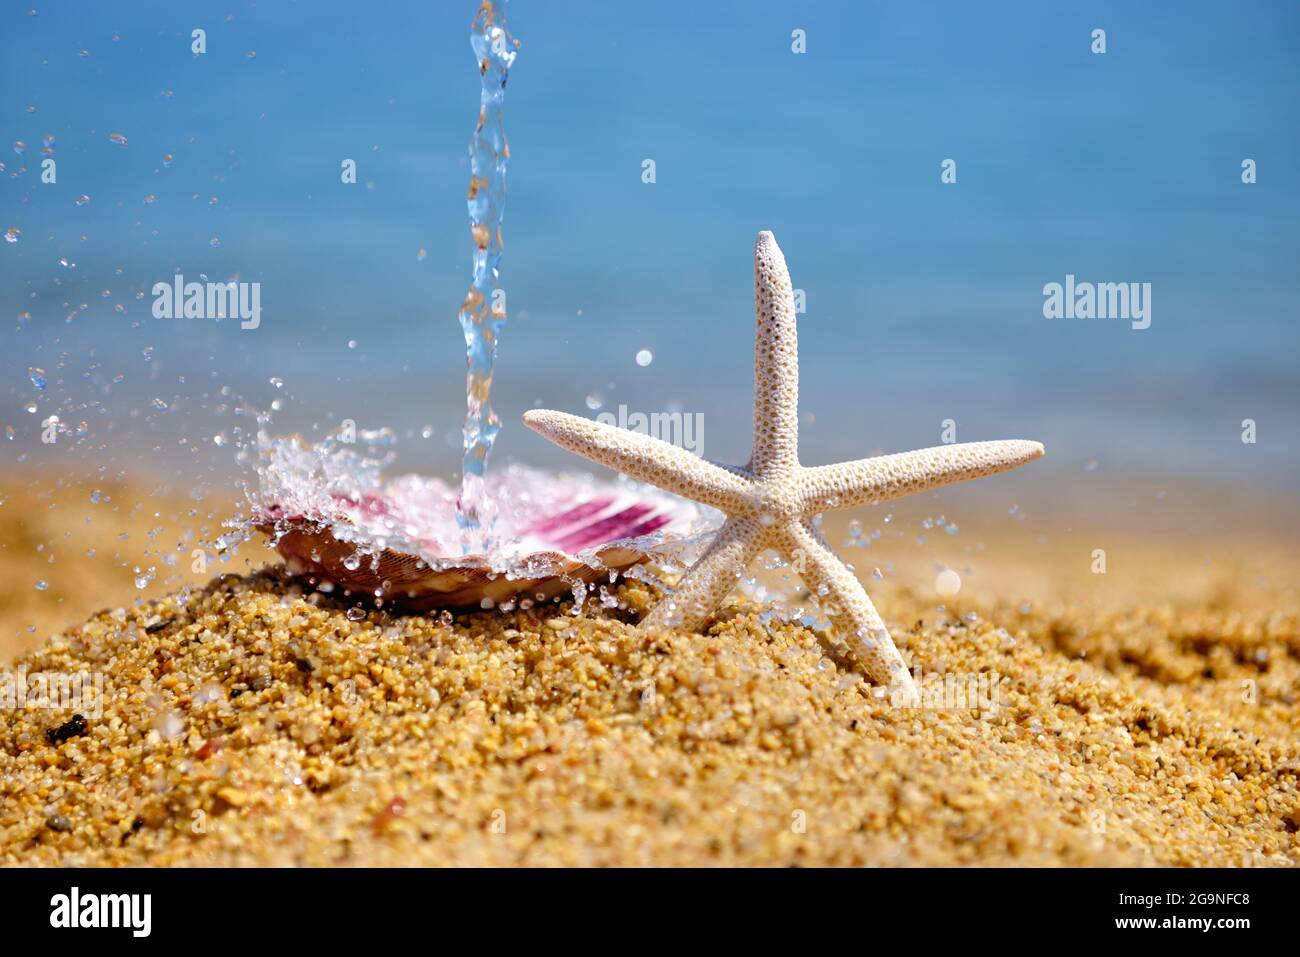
[[524, 231, 1043, 706]]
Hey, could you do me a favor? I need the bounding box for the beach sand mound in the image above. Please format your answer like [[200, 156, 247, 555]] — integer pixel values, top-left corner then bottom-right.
[[2, 569, 1298, 866]]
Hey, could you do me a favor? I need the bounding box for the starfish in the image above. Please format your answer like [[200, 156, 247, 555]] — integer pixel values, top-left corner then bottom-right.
[[524, 231, 1043, 705]]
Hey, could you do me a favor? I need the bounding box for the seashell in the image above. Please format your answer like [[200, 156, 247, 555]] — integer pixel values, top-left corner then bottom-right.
[[252, 438, 717, 611]]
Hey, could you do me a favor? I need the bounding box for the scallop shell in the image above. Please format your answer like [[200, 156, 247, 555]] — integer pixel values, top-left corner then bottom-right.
[[253, 443, 717, 611]]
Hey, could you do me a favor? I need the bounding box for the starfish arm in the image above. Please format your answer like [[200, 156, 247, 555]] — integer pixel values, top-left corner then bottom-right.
[[639, 517, 765, 633], [750, 231, 801, 478], [799, 440, 1044, 511], [777, 519, 919, 705], [523, 409, 749, 510]]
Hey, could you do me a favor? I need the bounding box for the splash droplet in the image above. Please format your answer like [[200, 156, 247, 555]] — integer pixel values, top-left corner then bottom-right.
[[935, 569, 961, 597]]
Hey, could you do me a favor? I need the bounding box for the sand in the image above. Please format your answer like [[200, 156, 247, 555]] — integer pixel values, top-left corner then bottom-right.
[[2, 559, 1298, 866], [2, 476, 1299, 866]]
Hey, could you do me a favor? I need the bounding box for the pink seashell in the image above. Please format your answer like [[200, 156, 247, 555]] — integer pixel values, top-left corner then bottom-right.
[[252, 438, 717, 611]]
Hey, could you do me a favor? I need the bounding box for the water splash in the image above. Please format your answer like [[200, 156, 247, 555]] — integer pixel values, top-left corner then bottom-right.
[[239, 430, 721, 614], [456, 0, 518, 552], [245, 431, 718, 577]]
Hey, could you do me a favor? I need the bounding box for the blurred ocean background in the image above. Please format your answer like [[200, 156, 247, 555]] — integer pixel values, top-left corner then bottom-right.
[[3, 0, 1298, 512]]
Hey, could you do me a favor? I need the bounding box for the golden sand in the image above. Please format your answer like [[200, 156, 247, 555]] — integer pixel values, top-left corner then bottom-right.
[[3, 476, 1298, 866], [3, 561, 1297, 866]]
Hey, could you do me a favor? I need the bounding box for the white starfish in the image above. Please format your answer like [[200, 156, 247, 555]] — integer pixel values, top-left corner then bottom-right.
[[524, 231, 1043, 705]]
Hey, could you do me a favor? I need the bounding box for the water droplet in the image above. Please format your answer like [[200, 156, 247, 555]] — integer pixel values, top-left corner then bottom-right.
[[13, 141, 27, 155], [416, 248, 428, 262], [162, 153, 173, 167], [152, 710, 185, 741], [635, 349, 653, 367], [208, 236, 221, 247], [27, 367, 46, 390], [143, 193, 156, 204], [584, 393, 604, 411], [89, 489, 101, 504], [74, 194, 90, 206], [1083, 458, 1100, 473], [4, 227, 20, 243], [269, 376, 283, 389], [108, 132, 128, 146], [848, 519, 862, 538], [34, 580, 48, 591], [347, 339, 357, 349], [935, 569, 961, 597], [345, 606, 366, 621]]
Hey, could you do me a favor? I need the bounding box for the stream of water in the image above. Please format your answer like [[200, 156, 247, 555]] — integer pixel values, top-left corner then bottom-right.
[[455, 0, 518, 553]]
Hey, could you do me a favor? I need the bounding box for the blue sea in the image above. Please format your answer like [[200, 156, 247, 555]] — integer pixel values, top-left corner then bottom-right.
[[3, 0, 1297, 503]]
